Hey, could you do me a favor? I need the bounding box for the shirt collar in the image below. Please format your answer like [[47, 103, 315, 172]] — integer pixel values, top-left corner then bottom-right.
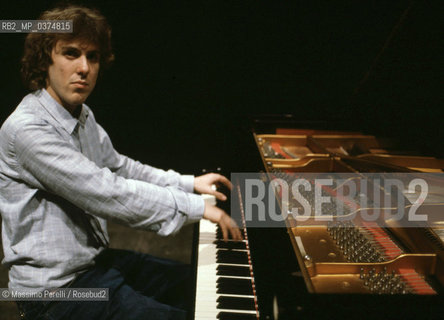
[[37, 89, 89, 134]]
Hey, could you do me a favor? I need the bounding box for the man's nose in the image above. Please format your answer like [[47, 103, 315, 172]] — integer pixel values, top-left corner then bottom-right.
[[77, 55, 89, 75]]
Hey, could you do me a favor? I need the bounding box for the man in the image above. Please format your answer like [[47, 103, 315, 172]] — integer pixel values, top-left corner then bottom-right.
[[0, 4, 241, 319]]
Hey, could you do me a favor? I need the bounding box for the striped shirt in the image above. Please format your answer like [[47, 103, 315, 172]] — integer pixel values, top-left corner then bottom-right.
[[0, 89, 204, 289]]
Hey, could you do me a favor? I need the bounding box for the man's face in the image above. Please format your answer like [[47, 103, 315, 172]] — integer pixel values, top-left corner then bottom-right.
[[46, 39, 100, 114]]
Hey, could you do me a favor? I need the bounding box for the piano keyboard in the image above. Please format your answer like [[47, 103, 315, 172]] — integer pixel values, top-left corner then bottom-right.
[[194, 218, 259, 319]]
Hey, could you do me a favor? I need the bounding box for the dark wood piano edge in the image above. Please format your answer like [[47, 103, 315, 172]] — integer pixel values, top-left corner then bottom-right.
[[189, 222, 199, 320]]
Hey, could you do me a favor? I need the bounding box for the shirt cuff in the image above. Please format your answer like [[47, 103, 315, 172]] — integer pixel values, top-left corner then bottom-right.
[[186, 193, 205, 223], [179, 175, 195, 193]]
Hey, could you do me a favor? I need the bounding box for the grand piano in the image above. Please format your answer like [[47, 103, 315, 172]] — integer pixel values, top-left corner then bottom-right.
[[192, 120, 444, 319]]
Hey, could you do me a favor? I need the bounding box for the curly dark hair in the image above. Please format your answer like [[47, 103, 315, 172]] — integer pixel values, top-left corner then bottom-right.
[[21, 4, 115, 91]]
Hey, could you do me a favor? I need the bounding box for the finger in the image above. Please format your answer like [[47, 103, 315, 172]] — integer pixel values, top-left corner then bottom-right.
[[233, 225, 243, 241], [229, 227, 242, 241], [215, 175, 233, 190], [225, 217, 242, 241], [220, 222, 229, 241], [212, 190, 227, 201]]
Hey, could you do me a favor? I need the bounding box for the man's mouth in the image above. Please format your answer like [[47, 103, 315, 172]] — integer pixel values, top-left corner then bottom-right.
[[72, 81, 88, 88]]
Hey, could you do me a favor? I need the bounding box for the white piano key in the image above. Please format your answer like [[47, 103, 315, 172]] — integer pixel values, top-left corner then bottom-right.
[[195, 219, 259, 319]]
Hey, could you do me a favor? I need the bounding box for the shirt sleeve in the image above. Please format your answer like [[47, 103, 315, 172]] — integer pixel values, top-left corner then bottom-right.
[[13, 120, 204, 236], [96, 123, 194, 193]]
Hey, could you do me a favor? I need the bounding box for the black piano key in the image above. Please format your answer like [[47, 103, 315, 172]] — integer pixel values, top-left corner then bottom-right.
[[217, 250, 249, 265], [217, 296, 256, 311], [217, 311, 258, 320], [215, 240, 247, 250], [217, 277, 254, 295], [217, 265, 251, 277]]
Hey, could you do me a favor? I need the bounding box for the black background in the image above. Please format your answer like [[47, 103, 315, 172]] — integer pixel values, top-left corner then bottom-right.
[[1, 0, 442, 175]]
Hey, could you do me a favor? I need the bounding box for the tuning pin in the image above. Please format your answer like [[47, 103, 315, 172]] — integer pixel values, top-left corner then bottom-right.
[[360, 268, 365, 279]]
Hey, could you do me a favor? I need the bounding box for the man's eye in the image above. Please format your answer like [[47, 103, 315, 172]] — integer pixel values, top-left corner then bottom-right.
[[64, 50, 79, 58], [87, 53, 100, 62]]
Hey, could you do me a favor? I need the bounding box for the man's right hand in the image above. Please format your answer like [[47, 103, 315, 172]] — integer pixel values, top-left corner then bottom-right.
[[203, 203, 242, 241]]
